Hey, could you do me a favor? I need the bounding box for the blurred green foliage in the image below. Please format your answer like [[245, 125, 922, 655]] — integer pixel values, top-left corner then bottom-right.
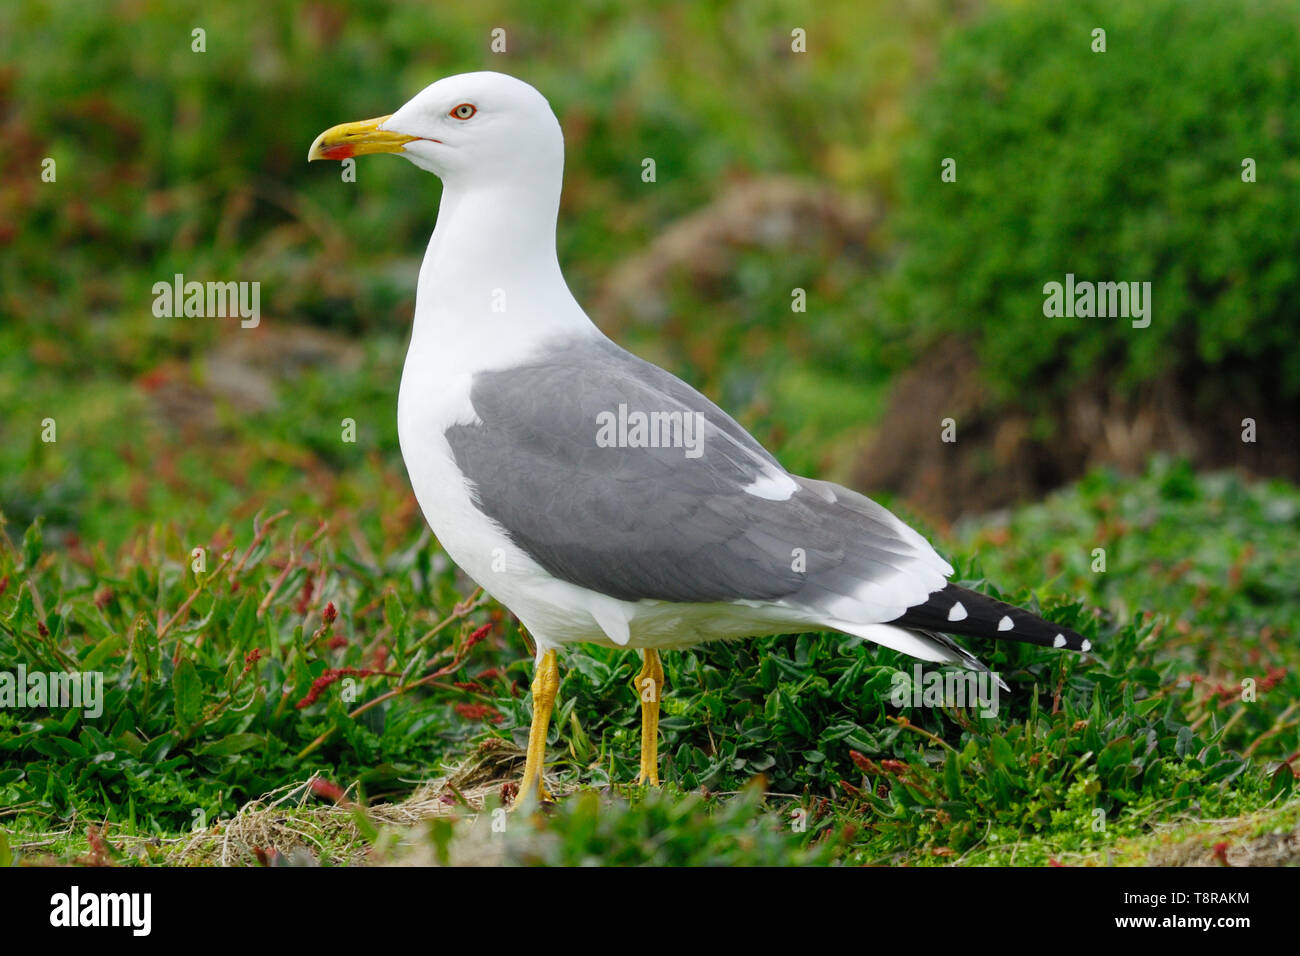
[[0, 0, 942, 331], [0, 0, 960, 535], [888, 0, 1300, 405]]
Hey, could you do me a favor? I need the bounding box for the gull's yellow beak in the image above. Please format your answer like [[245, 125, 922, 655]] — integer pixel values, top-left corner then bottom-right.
[[307, 115, 419, 162]]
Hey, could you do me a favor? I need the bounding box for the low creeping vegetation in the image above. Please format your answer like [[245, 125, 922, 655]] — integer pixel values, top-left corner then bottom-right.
[[0, 460, 1295, 866]]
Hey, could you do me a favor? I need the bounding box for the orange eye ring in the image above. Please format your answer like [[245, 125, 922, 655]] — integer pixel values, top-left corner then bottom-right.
[[450, 103, 477, 120]]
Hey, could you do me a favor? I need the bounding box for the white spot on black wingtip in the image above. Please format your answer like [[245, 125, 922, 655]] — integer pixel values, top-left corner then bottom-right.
[[997, 615, 1013, 631], [1053, 634, 1067, 648], [947, 601, 968, 622], [1081, 639, 1092, 652]]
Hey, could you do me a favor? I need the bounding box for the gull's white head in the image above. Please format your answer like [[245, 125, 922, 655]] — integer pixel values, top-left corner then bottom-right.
[[308, 71, 563, 189]]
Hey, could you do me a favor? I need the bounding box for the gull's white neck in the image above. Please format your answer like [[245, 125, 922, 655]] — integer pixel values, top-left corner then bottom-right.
[[408, 177, 597, 371]]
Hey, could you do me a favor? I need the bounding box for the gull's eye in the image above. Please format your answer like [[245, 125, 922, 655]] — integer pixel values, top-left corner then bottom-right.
[[450, 103, 477, 120]]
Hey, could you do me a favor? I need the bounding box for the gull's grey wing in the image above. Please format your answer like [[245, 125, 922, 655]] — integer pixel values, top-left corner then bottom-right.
[[442, 335, 949, 617]]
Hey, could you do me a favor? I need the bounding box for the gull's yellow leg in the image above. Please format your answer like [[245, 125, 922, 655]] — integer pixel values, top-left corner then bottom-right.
[[635, 648, 665, 786], [513, 648, 558, 807]]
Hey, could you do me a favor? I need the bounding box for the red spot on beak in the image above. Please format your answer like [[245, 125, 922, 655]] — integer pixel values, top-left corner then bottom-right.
[[319, 143, 355, 160]]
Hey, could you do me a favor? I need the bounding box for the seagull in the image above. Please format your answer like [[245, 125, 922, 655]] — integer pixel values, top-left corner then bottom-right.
[[308, 71, 1090, 805]]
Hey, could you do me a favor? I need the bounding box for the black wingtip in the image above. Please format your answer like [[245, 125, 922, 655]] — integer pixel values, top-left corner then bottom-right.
[[890, 584, 1092, 653]]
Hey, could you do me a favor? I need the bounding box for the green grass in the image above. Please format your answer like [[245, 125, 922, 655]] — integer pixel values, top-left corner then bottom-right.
[[2, 459, 1295, 866]]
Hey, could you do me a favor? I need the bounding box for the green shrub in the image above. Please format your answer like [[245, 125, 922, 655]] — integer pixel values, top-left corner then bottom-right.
[[887, 0, 1300, 404]]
